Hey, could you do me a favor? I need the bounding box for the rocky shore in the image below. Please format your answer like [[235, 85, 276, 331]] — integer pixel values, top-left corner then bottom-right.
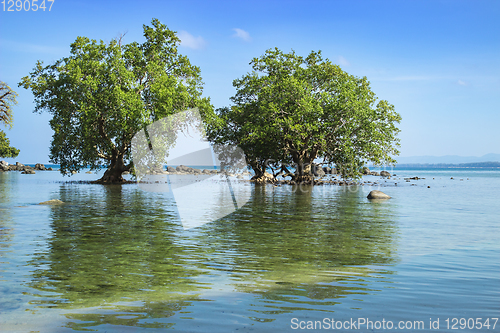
[[141, 164, 396, 187], [1, 162, 396, 187], [0, 161, 53, 174]]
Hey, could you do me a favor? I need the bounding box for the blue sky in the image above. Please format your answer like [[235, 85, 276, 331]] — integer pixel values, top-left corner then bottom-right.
[[1, 0, 499, 164]]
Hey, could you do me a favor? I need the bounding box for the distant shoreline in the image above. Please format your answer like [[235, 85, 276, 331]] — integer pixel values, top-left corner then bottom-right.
[[3, 161, 500, 173], [393, 161, 500, 169]]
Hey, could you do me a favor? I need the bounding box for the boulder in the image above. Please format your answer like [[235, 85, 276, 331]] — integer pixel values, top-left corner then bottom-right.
[[47, 167, 53, 171], [362, 166, 370, 175], [192, 168, 202, 174], [313, 166, 325, 177], [38, 199, 65, 205], [367, 190, 391, 200], [167, 166, 177, 173], [176, 165, 194, 173], [380, 170, 391, 177], [0, 160, 8, 170], [311, 164, 325, 177], [322, 166, 331, 174], [264, 171, 273, 179], [21, 170, 36, 174], [370, 171, 380, 176], [251, 171, 274, 183], [34, 163, 46, 171], [85, 171, 92, 174]]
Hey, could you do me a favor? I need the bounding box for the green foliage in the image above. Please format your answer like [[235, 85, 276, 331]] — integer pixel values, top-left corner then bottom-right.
[[0, 130, 20, 158], [0, 81, 18, 128], [20, 19, 213, 181], [208, 48, 401, 180], [0, 81, 20, 158]]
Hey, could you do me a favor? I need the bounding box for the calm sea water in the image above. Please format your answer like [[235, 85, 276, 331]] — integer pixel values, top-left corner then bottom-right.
[[0, 168, 498, 332]]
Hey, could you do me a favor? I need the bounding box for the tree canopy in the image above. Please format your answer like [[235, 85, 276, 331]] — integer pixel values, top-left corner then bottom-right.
[[0, 81, 20, 158], [208, 48, 401, 182], [20, 18, 213, 183]]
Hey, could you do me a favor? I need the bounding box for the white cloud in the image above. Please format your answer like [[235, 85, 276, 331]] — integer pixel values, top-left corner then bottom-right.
[[232, 28, 252, 42], [337, 56, 350, 67], [457, 80, 467, 86], [178, 31, 207, 50]]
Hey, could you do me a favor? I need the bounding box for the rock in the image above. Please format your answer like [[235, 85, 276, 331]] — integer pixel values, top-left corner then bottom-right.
[[47, 167, 53, 171], [313, 165, 325, 177], [21, 170, 36, 174], [322, 166, 331, 174], [192, 168, 202, 174], [370, 171, 380, 176], [122, 171, 130, 175], [0, 160, 8, 171], [380, 170, 391, 177], [250, 171, 274, 183], [367, 190, 391, 199], [85, 171, 92, 174], [167, 166, 177, 173], [38, 199, 65, 205], [264, 172, 274, 179], [34, 163, 46, 171], [362, 166, 370, 175], [71, 171, 77, 174], [175, 165, 194, 173]]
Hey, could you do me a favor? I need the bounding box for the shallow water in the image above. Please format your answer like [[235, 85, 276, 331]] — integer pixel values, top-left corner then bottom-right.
[[0, 169, 498, 332]]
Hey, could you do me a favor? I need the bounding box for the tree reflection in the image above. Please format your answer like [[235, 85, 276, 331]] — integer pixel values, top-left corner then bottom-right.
[[0, 173, 15, 277], [25, 182, 399, 329], [193, 184, 398, 310], [26, 184, 210, 329]]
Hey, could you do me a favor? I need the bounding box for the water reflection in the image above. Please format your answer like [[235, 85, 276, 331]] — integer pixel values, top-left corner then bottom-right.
[[25, 183, 399, 330], [26, 184, 210, 329], [193, 185, 398, 315], [0, 173, 15, 275]]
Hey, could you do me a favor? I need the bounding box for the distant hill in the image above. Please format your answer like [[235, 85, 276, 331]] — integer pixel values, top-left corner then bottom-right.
[[395, 161, 500, 169], [396, 153, 500, 164]]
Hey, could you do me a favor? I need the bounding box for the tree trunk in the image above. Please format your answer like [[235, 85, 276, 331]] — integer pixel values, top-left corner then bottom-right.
[[292, 157, 314, 184], [248, 159, 264, 179], [94, 153, 127, 184]]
